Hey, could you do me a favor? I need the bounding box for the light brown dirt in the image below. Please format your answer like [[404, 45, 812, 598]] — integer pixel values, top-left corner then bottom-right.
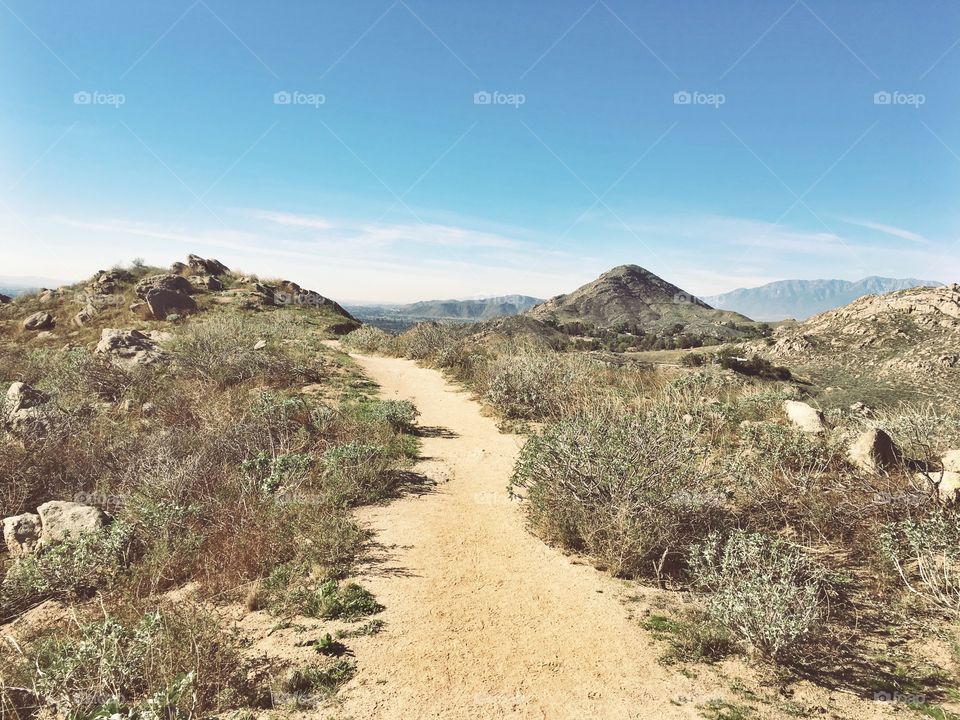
[[333, 353, 727, 719]]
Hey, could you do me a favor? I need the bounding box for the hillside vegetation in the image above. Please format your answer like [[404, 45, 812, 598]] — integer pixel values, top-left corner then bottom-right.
[[0, 256, 420, 718]]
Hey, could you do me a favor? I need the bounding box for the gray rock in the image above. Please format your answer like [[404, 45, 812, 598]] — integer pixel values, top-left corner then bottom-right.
[[145, 288, 197, 319], [2, 513, 41, 556], [22, 311, 54, 331], [187, 254, 229, 276], [0, 293, 11, 304], [37, 501, 108, 545], [134, 274, 194, 299], [6, 382, 49, 412], [95, 328, 162, 365], [188, 274, 224, 291]]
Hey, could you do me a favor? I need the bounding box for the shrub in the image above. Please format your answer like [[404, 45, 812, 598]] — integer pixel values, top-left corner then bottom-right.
[[1, 522, 134, 617], [689, 530, 831, 660], [510, 406, 716, 576], [363, 400, 419, 433], [171, 314, 320, 388], [261, 567, 383, 620], [241, 451, 313, 494], [321, 442, 393, 504], [342, 325, 398, 355], [279, 660, 355, 705], [401, 322, 463, 361], [881, 512, 960, 614], [25, 604, 258, 716]]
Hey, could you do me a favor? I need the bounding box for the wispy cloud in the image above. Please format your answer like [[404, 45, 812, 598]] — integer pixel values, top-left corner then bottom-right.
[[838, 218, 929, 244]]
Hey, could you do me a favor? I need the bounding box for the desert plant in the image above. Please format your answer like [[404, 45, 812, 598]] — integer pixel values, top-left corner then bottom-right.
[[342, 325, 398, 355], [1, 522, 134, 617], [363, 400, 419, 433], [24, 604, 257, 717], [881, 512, 960, 614], [689, 530, 831, 661], [510, 406, 716, 576]]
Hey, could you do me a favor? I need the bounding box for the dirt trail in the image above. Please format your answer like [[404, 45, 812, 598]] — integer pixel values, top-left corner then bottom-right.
[[331, 353, 719, 719]]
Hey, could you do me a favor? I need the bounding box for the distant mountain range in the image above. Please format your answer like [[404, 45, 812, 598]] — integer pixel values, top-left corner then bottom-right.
[[348, 295, 542, 327], [702, 277, 943, 321]]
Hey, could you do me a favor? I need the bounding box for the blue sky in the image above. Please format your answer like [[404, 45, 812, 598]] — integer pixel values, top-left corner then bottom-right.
[[1, 0, 958, 302]]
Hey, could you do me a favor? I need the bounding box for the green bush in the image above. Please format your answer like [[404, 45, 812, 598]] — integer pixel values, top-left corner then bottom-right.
[[689, 530, 831, 660], [25, 604, 257, 717], [342, 325, 398, 355], [363, 400, 419, 433], [881, 512, 960, 614], [1, 522, 134, 616], [510, 407, 716, 576]]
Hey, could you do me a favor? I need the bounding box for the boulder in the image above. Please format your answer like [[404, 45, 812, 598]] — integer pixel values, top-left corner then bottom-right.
[[188, 274, 224, 291], [2, 513, 41, 556], [0, 293, 11, 304], [134, 274, 194, 299], [95, 328, 162, 365], [187, 254, 229, 276], [848, 429, 901, 473], [171, 261, 189, 274], [36, 501, 108, 545], [783, 400, 826, 433], [22, 311, 54, 331], [145, 288, 197, 319], [943, 450, 960, 473]]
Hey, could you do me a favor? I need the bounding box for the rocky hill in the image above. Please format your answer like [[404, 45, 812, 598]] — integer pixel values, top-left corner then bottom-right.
[[703, 276, 942, 321], [754, 283, 960, 401], [0, 254, 358, 343], [525, 264, 758, 343]]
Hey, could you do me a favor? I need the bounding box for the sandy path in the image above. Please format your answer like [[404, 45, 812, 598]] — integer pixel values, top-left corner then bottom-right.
[[334, 353, 710, 719]]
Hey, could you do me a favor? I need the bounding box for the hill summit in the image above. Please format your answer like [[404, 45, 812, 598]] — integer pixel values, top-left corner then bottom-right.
[[526, 264, 756, 342]]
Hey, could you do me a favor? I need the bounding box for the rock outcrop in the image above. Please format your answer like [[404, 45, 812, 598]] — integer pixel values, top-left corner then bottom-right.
[[95, 328, 163, 365], [188, 254, 230, 276]]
